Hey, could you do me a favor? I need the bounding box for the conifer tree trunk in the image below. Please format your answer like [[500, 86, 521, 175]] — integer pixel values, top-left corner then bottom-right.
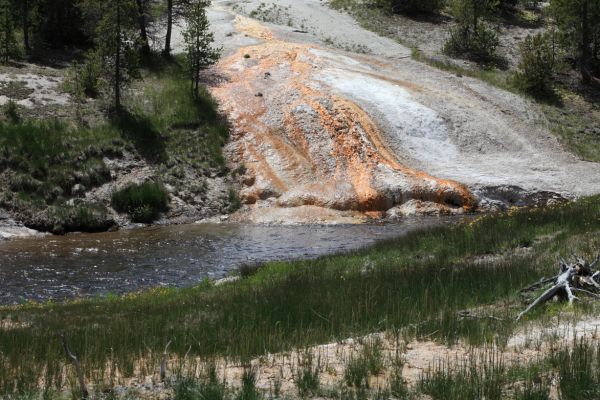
[[194, 27, 200, 98], [164, 0, 173, 57], [2, 3, 9, 63], [580, 0, 592, 83], [115, 0, 122, 112], [22, 0, 30, 53], [136, 0, 150, 56]]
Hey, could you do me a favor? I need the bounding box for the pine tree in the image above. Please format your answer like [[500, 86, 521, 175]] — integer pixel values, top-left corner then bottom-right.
[[183, 0, 220, 99], [513, 32, 558, 97], [135, 0, 151, 57], [551, 0, 600, 83], [382, 0, 445, 15], [444, 0, 500, 62], [0, 0, 17, 63], [92, 0, 139, 112], [35, 0, 87, 48], [21, 0, 31, 53]]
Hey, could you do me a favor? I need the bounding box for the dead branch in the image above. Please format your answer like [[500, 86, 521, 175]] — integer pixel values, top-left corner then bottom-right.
[[517, 254, 600, 321], [160, 339, 172, 382], [60, 332, 89, 399], [519, 276, 558, 293], [458, 310, 504, 321], [184, 344, 192, 360]]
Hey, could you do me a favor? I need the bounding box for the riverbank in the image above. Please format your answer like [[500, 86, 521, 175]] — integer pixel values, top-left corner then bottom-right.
[[0, 57, 240, 236], [1, 194, 599, 398]]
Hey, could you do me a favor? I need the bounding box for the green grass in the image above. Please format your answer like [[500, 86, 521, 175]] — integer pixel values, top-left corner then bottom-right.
[[295, 353, 321, 397], [418, 350, 506, 400], [344, 339, 384, 388], [111, 182, 169, 223], [0, 121, 119, 200], [541, 96, 600, 163], [132, 56, 229, 170], [1, 196, 600, 395], [411, 47, 514, 91], [417, 337, 600, 400], [173, 363, 228, 400]]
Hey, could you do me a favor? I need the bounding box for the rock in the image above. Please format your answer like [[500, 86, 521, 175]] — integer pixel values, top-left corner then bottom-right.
[[0, 225, 40, 240], [215, 276, 240, 286], [71, 184, 86, 196], [386, 200, 458, 217]]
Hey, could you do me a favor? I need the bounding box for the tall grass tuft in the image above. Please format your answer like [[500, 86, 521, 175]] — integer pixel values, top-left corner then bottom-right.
[[236, 367, 261, 400], [549, 338, 600, 399], [418, 351, 506, 400], [173, 362, 228, 400], [111, 181, 169, 222], [344, 339, 384, 388], [295, 353, 320, 397]]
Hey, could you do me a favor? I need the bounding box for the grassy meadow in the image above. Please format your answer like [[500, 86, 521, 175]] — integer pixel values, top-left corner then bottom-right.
[[0, 195, 599, 398]]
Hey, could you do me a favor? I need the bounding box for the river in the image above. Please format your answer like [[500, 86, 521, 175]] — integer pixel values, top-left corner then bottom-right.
[[0, 219, 458, 304]]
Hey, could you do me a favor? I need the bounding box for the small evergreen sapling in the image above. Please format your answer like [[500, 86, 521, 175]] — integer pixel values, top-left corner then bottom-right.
[[183, 0, 221, 99]]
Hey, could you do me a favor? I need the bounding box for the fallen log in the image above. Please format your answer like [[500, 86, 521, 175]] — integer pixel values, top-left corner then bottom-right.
[[517, 254, 600, 321]]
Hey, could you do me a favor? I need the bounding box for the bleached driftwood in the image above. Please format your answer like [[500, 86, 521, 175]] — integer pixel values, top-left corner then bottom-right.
[[60, 332, 89, 399], [517, 254, 600, 321]]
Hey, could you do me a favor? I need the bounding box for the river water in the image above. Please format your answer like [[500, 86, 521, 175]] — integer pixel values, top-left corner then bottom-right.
[[0, 219, 457, 304]]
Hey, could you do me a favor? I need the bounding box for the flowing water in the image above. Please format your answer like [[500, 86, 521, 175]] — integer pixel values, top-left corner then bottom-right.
[[0, 219, 459, 305]]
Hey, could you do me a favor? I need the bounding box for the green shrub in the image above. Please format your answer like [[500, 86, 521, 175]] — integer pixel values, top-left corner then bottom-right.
[[444, 22, 499, 62], [512, 33, 557, 98], [65, 51, 102, 99], [4, 100, 20, 123], [228, 188, 241, 213], [382, 0, 446, 14], [445, 0, 499, 62], [111, 181, 169, 223], [27, 203, 115, 234]]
